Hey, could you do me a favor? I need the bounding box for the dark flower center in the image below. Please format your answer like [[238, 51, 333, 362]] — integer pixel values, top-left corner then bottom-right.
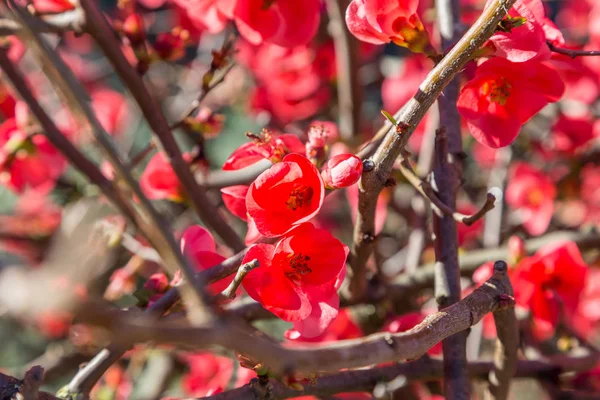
[[283, 253, 312, 282], [286, 185, 314, 211], [481, 77, 512, 105]]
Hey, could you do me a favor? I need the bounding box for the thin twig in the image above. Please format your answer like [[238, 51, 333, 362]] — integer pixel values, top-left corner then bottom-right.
[[325, 0, 362, 140], [547, 41, 600, 58], [79, 0, 245, 253], [217, 259, 260, 301], [486, 262, 519, 400], [399, 156, 496, 226], [348, 0, 516, 300]]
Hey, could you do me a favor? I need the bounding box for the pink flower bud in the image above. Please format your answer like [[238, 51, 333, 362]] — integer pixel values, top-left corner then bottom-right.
[[144, 273, 170, 293], [320, 154, 363, 189]]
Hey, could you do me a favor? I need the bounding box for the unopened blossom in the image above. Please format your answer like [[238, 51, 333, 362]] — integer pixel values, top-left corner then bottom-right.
[[321, 154, 363, 189]]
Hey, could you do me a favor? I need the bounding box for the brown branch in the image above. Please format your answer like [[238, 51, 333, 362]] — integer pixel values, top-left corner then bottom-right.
[[79, 0, 245, 253], [79, 262, 513, 376], [399, 155, 496, 226], [325, 0, 362, 140], [547, 41, 600, 59], [66, 249, 247, 396], [201, 350, 599, 400], [348, 0, 516, 300], [486, 262, 519, 400], [434, 0, 468, 395], [216, 259, 259, 301], [386, 229, 600, 307]]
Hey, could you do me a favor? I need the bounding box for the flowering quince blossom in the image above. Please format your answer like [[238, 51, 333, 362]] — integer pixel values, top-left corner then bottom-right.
[[173, 0, 320, 47], [285, 309, 362, 342], [140, 152, 187, 202], [506, 162, 556, 236], [32, 0, 76, 14], [181, 352, 255, 397], [487, 0, 563, 63], [237, 41, 334, 124], [231, 0, 321, 48], [90, 88, 129, 136], [180, 225, 235, 294], [246, 154, 325, 237], [457, 57, 565, 148], [241, 223, 347, 328], [581, 164, 600, 225], [345, 0, 435, 55], [548, 115, 596, 156], [220, 185, 250, 221], [222, 130, 304, 171], [0, 105, 66, 193], [475, 241, 588, 340]]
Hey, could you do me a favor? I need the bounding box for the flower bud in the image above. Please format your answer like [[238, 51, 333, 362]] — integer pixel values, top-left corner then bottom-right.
[[320, 154, 363, 189]]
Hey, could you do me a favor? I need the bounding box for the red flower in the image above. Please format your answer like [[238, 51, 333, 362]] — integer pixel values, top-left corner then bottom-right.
[[487, 0, 562, 63], [241, 223, 347, 323], [581, 164, 600, 225], [0, 113, 66, 193], [181, 352, 246, 397], [91, 88, 129, 136], [238, 41, 334, 124], [548, 115, 596, 156], [512, 241, 588, 340], [222, 131, 304, 171], [345, 0, 434, 54], [506, 162, 556, 236], [32, 0, 76, 14], [285, 309, 362, 343], [321, 154, 363, 189], [220, 185, 249, 221], [171, 0, 230, 34], [457, 58, 564, 148], [140, 152, 184, 202], [180, 225, 234, 295], [232, 0, 321, 48], [246, 154, 324, 237]]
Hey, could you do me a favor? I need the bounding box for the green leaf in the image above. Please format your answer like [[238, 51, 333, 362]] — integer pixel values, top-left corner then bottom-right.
[[381, 110, 398, 126]]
